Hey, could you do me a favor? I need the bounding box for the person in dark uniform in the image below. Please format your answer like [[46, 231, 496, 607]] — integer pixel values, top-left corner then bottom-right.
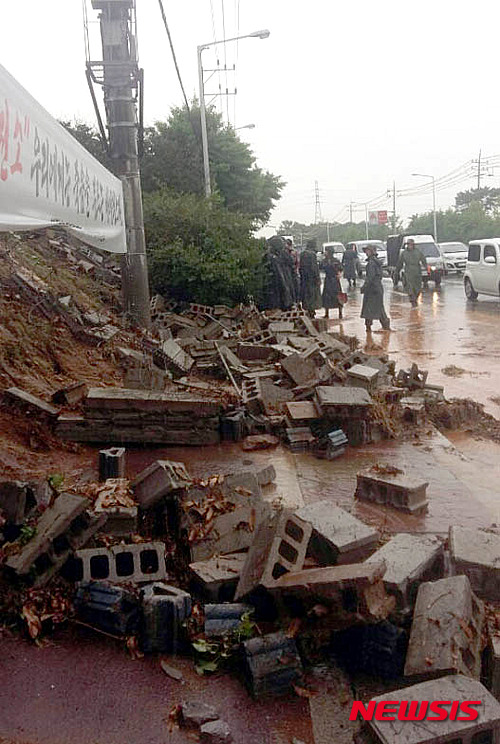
[[360, 244, 391, 331], [299, 239, 322, 317], [342, 244, 359, 288], [322, 246, 344, 319]]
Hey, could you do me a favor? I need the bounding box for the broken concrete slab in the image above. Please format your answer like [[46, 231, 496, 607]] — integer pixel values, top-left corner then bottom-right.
[[189, 553, 247, 602], [234, 509, 312, 600], [200, 720, 233, 744], [315, 386, 373, 417], [356, 675, 500, 744], [449, 526, 500, 602], [51, 381, 88, 407], [242, 631, 303, 699], [404, 575, 485, 680], [281, 352, 319, 387], [152, 339, 195, 377], [131, 460, 192, 509], [295, 502, 379, 566], [355, 466, 429, 515], [285, 401, 321, 424], [3, 387, 60, 418], [84, 388, 221, 417], [270, 561, 395, 625], [180, 701, 219, 729], [182, 472, 267, 562], [366, 533, 444, 614]]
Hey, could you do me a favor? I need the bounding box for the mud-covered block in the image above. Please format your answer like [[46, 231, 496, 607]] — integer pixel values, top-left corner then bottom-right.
[[356, 675, 500, 744], [296, 502, 379, 566], [315, 386, 373, 419], [346, 364, 380, 393], [204, 603, 253, 637], [235, 509, 312, 600], [449, 526, 500, 602], [255, 465, 276, 487], [141, 582, 191, 654], [242, 631, 303, 699], [355, 467, 429, 515], [404, 575, 485, 680], [74, 581, 140, 637], [131, 460, 192, 508], [366, 533, 444, 613], [153, 338, 194, 376], [99, 447, 126, 481]]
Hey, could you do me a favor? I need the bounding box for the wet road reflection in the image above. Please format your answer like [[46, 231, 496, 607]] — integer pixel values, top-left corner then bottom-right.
[[324, 275, 500, 415]]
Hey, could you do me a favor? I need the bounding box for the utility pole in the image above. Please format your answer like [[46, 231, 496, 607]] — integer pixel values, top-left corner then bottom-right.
[[314, 181, 323, 224], [349, 202, 353, 223], [364, 204, 369, 239], [326, 222, 330, 241], [477, 149, 482, 190], [89, 0, 150, 327], [391, 181, 396, 231]]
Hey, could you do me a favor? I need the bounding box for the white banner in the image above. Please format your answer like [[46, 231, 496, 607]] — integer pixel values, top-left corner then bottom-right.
[[0, 63, 126, 253]]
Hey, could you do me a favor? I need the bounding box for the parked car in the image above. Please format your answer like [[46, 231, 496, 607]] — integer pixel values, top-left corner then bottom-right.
[[438, 241, 468, 274], [386, 234, 444, 288], [464, 238, 500, 300], [346, 240, 387, 275], [317, 241, 345, 265]]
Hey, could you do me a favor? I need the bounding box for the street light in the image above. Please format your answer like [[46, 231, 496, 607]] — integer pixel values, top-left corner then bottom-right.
[[234, 123, 255, 131], [412, 173, 437, 242], [198, 30, 270, 197]]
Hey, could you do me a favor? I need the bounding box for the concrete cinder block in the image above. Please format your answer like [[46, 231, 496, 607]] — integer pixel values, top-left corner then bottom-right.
[[74, 580, 140, 637], [242, 631, 303, 698], [204, 603, 253, 637], [153, 339, 194, 377], [141, 582, 192, 654], [182, 472, 266, 562], [296, 502, 379, 566], [269, 562, 395, 627], [404, 575, 485, 680], [356, 675, 500, 744], [366, 533, 444, 614], [235, 509, 312, 600], [5, 493, 89, 578], [51, 381, 88, 406], [346, 364, 380, 393], [131, 460, 192, 508], [281, 352, 319, 387], [255, 465, 276, 487], [315, 386, 373, 419], [3, 387, 60, 418], [72, 542, 167, 584], [189, 553, 247, 602], [450, 526, 500, 602], [355, 467, 429, 515], [99, 447, 126, 481]]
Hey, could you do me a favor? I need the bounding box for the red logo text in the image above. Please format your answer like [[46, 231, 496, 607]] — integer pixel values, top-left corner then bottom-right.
[[349, 700, 482, 722]]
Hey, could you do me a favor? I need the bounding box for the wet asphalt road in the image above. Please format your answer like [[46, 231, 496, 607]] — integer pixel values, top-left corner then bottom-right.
[[323, 273, 500, 416]]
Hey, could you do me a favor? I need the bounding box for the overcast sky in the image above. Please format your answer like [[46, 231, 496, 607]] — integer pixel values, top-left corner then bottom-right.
[[4, 0, 500, 237]]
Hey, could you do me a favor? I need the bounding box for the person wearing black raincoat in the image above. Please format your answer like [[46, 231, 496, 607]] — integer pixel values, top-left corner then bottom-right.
[[321, 247, 344, 319], [299, 239, 322, 317], [263, 236, 295, 310], [360, 244, 391, 331], [342, 245, 359, 288]]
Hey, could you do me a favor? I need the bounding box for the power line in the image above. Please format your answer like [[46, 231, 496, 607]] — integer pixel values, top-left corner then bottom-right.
[[209, 0, 223, 112], [157, 0, 191, 114]]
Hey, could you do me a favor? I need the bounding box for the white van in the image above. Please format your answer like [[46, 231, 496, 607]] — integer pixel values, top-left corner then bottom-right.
[[439, 241, 468, 274], [464, 238, 500, 300], [317, 241, 345, 265]]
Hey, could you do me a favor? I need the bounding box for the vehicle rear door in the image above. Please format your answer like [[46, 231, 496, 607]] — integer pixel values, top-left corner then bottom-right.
[[481, 244, 499, 293]]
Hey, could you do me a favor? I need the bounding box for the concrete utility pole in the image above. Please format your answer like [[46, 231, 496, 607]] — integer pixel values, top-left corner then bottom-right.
[[90, 0, 150, 327]]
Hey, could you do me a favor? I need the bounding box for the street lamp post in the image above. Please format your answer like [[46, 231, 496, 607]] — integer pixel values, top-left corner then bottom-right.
[[412, 173, 437, 242], [234, 123, 256, 131], [198, 30, 270, 197]]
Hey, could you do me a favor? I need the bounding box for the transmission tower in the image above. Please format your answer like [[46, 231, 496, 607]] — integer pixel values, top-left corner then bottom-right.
[[314, 181, 323, 224]]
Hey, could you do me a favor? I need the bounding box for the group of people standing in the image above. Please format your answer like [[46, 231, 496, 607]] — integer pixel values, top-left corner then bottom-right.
[[263, 235, 430, 333], [263, 236, 391, 332]]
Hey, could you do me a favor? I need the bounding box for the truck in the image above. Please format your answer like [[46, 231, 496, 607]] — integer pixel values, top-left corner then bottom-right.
[[386, 233, 444, 288]]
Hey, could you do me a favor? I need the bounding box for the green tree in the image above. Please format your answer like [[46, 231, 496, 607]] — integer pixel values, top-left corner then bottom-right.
[[141, 103, 284, 225], [60, 120, 111, 169], [144, 188, 266, 306], [455, 187, 500, 215]]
